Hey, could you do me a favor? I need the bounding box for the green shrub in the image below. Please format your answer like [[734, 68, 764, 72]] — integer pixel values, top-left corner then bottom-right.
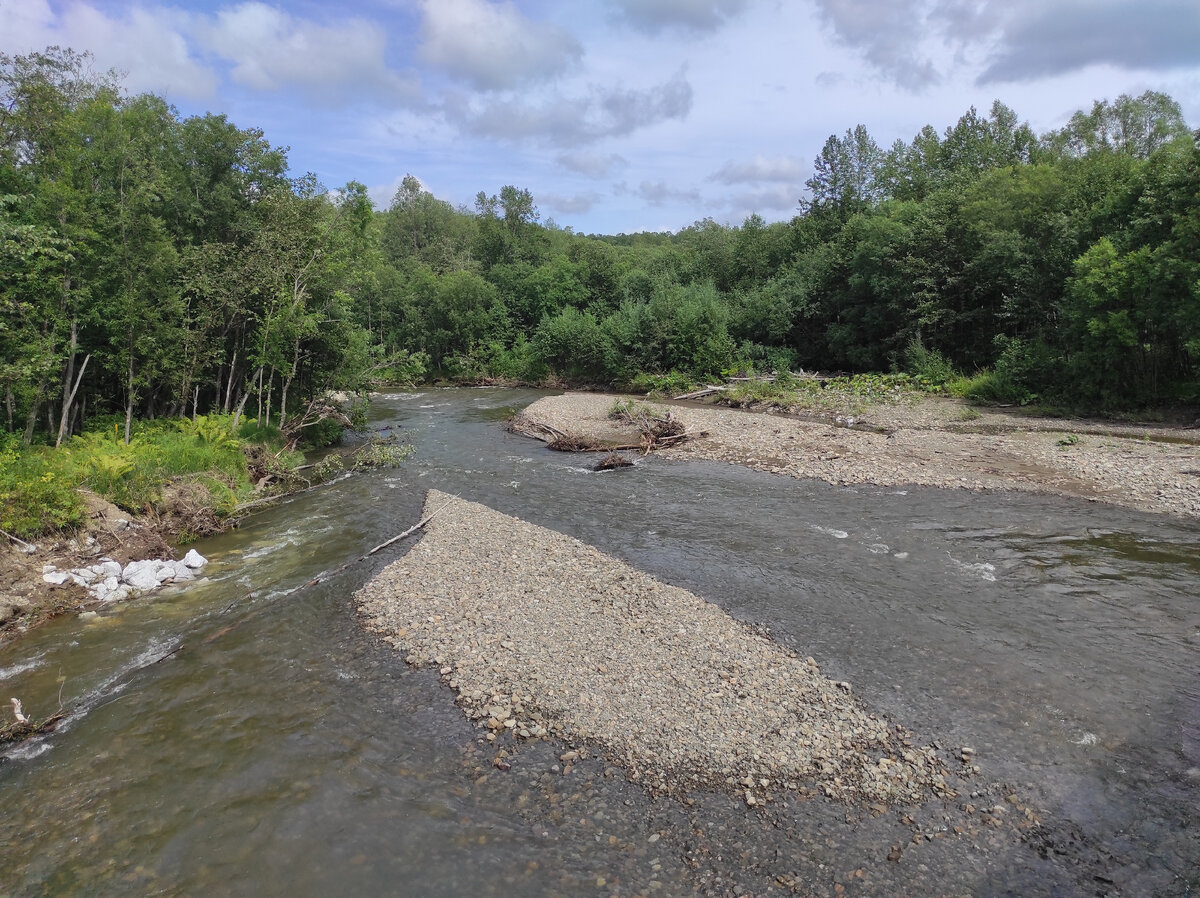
[[0, 439, 85, 538], [904, 338, 959, 389], [237, 419, 285, 448], [957, 370, 1031, 405]]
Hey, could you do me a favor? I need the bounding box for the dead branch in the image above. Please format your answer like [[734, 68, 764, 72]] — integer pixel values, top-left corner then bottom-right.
[[506, 414, 565, 443], [2, 698, 63, 747], [0, 529, 35, 552]]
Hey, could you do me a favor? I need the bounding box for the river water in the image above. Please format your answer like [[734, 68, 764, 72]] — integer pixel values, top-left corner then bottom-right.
[[1, 388, 1197, 897]]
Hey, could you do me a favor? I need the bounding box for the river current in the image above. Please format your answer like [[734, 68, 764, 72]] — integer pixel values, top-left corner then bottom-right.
[[1, 388, 1197, 896]]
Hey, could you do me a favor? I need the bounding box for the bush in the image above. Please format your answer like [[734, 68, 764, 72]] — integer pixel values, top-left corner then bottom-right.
[[904, 338, 958, 389], [0, 438, 85, 538], [956, 370, 1030, 404], [533, 307, 613, 380]]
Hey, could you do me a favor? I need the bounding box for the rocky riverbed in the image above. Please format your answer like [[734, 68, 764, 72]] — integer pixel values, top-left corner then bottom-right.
[[359, 491, 962, 806], [518, 392, 1200, 519]]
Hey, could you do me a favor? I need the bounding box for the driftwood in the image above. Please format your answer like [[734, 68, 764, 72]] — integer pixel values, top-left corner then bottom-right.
[[509, 406, 705, 455], [673, 385, 727, 400], [505, 414, 565, 443], [593, 452, 635, 471], [2, 698, 64, 747]]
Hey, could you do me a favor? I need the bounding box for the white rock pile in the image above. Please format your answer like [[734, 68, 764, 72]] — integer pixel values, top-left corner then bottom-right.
[[42, 548, 208, 603]]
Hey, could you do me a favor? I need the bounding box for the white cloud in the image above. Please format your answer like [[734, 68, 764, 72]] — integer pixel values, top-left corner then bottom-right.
[[448, 71, 693, 145], [634, 179, 703, 207], [542, 191, 602, 214], [724, 184, 802, 214], [712, 155, 807, 184], [418, 0, 582, 91], [606, 0, 751, 34], [811, 0, 940, 90], [556, 151, 629, 178], [0, 0, 218, 101], [195, 2, 419, 105], [979, 0, 1200, 83]]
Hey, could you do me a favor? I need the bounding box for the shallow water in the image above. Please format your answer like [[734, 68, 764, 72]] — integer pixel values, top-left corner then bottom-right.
[[1, 388, 1197, 896]]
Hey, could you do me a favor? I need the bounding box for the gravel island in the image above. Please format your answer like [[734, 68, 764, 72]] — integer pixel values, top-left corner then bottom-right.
[[358, 490, 956, 806], [518, 392, 1200, 519]]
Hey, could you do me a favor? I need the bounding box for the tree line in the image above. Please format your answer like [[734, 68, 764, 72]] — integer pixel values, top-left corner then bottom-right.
[[4, 47, 1198, 451]]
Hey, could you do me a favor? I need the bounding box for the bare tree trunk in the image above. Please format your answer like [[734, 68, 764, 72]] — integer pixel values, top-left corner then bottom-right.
[[279, 336, 301, 430], [265, 367, 275, 429], [124, 355, 136, 445], [56, 349, 91, 448], [5, 381, 13, 433], [232, 366, 262, 430], [255, 365, 265, 426], [192, 385, 199, 422], [223, 348, 238, 413]]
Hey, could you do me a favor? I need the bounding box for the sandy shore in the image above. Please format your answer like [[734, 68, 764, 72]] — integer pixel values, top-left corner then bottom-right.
[[518, 392, 1200, 519], [358, 491, 959, 805]]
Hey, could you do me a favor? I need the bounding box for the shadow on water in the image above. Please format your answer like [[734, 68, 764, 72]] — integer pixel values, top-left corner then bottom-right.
[[0, 387, 1197, 896]]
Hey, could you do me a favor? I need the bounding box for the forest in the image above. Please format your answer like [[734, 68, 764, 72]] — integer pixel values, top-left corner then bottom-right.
[[3, 46, 1199, 457]]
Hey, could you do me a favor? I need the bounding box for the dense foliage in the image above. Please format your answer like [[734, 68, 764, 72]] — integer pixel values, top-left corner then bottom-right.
[[4, 46, 1198, 466]]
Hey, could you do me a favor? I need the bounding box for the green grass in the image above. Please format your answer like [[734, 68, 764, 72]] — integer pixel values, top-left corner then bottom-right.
[[1, 415, 262, 540], [625, 371, 700, 398]]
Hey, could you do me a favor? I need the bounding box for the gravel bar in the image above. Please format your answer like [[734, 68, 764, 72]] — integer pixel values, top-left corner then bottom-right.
[[519, 392, 1200, 519], [358, 490, 955, 806]]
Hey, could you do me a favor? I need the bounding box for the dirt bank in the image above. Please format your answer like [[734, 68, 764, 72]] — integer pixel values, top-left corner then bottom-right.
[[518, 392, 1200, 519], [0, 492, 175, 642]]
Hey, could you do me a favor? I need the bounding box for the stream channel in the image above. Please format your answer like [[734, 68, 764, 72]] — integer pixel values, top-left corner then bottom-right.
[[1, 388, 1198, 896]]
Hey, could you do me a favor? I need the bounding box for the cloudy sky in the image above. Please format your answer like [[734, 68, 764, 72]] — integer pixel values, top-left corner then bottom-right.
[[4, 0, 1199, 233]]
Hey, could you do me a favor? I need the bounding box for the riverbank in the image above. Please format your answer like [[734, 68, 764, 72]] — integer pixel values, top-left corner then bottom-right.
[[0, 432, 409, 643], [0, 492, 185, 641], [358, 491, 961, 805], [518, 391, 1200, 519]]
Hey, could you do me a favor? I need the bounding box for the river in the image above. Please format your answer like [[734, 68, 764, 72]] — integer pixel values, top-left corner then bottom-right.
[[1, 388, 1197, 896]]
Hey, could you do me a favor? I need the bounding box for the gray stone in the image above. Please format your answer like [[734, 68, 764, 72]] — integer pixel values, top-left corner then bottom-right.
[[182, 549, 208, 569], [42, 571, 71, 585], [104, 585, 132, 603], [123, 561, 160, 592]]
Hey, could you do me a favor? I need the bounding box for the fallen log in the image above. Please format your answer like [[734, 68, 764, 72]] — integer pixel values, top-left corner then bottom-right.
[[673, 386, 726, 400]]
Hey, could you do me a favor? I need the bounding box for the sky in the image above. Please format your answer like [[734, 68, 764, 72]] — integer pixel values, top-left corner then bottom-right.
[[3, 0, 1200, 234]]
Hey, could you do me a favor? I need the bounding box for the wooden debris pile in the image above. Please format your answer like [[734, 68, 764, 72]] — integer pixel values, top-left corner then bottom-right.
[[608, 400, 691, 450], [1, 698, 62, 747]]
